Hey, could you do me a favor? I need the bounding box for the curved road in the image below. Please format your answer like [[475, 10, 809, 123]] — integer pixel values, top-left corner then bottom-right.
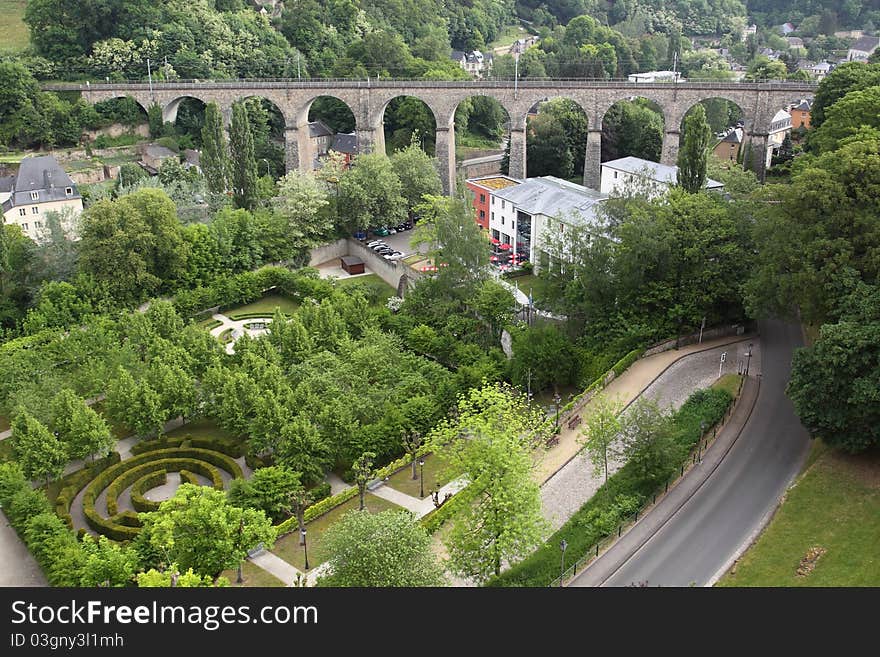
[[575, 319, 811, 587]]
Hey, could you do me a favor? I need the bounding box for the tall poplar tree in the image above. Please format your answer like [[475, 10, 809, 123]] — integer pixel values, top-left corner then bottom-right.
[[200, 102, 230, 194], [676, 104, 712, 193], [229, 101, 258, 210]]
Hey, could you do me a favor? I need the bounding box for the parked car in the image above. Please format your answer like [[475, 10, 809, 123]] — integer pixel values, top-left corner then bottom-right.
[[371, 243, 389, 251], [373, 226, 390, 237], [386, 252, 405, 260], [354, 230, 368, 241], [367, 239, 384, 247]]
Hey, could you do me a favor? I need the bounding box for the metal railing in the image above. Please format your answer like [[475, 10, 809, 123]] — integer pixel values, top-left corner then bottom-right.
[[548, 375, 745, 587], [42, 77, 819, 92]]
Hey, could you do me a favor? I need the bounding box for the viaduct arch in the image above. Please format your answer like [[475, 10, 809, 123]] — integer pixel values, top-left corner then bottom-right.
[[61, 79, 817, 190]]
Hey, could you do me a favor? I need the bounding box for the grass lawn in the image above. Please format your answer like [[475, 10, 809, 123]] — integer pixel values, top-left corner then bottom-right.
[[224, 294, 299, 318], [505, 273, 552, 306], [164, 418, 240, 444], [333, 274, 396, 305], [0, 152, 24, 164], [385, 453, 454, 499], [712, 373, 743, 397], [717, 444, 880, 586], [272, 493, 403, 571], [489, 23, 529, 50], [0, 1, 29, 53], [220, 560, 286, 588]]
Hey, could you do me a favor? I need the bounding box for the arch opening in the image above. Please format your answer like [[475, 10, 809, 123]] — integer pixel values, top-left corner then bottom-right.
[[240, 96, 287, 180], [380, 96, 437, 156], [453, 95, 510, 181], [302, 96, 358, 171], [679, 98, 747, 167], [526, 97, 590, 183], [601, 97, 666, 165]]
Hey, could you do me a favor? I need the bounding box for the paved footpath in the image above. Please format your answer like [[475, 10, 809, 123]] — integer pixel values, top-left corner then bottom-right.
[[0, 509, 47, 586], [534, 334, 755, 484], [540, 339, 759, 532]]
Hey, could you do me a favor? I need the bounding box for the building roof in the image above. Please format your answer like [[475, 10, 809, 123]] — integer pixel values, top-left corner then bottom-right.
[[777, 22, 796, 34], [850, 35, 880, 52], [0, 175, 13, 194], [786, 36, 804, 47], [141, 144, 177, 160], [811, 61, 834, 72], [601, 156, 724, 189], [770, 108, 792, 125], [331, 132, 358, 155], [467, 175, 521, 191], [308, 120, 333, 138], [183, 149, 201, 167], [340, 255, 363, 266], [6, 155, 81, 208], [791, 98, 812, 112], [718, 127, 743, 144], [492, 176, 608, 225], [450, 50, 466, 62]]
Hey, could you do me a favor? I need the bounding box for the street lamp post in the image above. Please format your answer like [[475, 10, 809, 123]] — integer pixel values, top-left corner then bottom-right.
[[553, 393, 562, 432], [301, 528, 309, 570], [559, 539, 568, 587], [262, 158, 271, 178], [419, 459, 425, 498], [236, 518, 244, 584], [745, 343, 753, 377]]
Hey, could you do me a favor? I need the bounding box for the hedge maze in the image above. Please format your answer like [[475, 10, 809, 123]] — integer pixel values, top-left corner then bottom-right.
[[65, 441, 245, 542]]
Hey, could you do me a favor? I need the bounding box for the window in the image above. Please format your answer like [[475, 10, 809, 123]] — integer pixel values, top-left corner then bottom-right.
[[501, 200, 505, 209], [34, 221, 42, 229], [614, 171, 618, 179], [479, 210, 485, 219], [22, 223, 28, 231], [491, 212, 495, 222], [492, 229, 500, 240], [501, 216, 505, 226], [480, 194, 485, 203], [32, 206, 39, 214], [18, 208, 25, 216], [65, 187, 73, 195], [491, 197, 494, 205], [30, 191, 39, 201], [559, 222, 565, 233]]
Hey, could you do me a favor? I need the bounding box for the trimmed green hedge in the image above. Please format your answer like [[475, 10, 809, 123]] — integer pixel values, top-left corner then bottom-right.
[[52, 453, 121, 529], [421, 483, 475, 535], [129, 471, 167, 513], [179, 469, 201, 486], [82, 447, 242, 540], [130, 434, 245, 458], [226, 312, 279, 322], [275, 486, 359, 535], [488, 386, 733, 587]]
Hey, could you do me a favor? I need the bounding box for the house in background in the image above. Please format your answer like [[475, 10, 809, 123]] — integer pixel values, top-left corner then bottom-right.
[[805, 60, 834, 79], [309, 120, 335, 167], [330, 132, 359, 168], [1, 155, 83, 242], [713, 127, 744, 162], [451, 50, 493, 78], [600, 156, 724, 199], [847, 35, 880, 61], [741, 24, 757, 42], [628, 70, 682, 83], [766, 108, 793, 166], [788, 99, 812, 130], [776, 22, 796, 35], [139, 143, 178, 174]]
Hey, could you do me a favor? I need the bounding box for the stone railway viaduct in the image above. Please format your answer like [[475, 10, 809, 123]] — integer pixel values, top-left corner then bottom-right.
[[50, 79, 818, 192]]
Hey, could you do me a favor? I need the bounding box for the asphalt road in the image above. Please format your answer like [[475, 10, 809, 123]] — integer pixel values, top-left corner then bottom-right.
[[587, 319, 811, 587]]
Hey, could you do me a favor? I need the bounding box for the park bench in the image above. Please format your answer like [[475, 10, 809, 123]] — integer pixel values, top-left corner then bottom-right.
[[567, 415, 582, 430], [247, 542, 265, 558], [546, 434, 560, 448], [366, 478, 386, 492]]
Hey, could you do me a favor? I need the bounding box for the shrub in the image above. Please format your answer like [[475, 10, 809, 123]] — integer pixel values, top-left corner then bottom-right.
[[129, 471, 168, 513], [310, 481, 331, 503], [275, 486, 359, 535], [420, 483, 476, 535]]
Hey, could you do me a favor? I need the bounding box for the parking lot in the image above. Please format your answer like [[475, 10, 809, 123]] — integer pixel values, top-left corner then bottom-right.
[[363, 226, 429, 257]]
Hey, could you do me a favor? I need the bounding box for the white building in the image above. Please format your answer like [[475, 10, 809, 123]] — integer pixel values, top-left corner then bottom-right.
[[451, 50, 493, 78], [488, 176, 609, 273], [766, 108, 792, 167], [600, 157, 724, 199], [847, 35, 880, 62], [1, 156, 82, 242], [628, 70, 682, 83]]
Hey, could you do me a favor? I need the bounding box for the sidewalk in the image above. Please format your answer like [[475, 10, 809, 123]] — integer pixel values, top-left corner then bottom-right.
[[570, 374, 760, 587], [534, 334, 754, 483]]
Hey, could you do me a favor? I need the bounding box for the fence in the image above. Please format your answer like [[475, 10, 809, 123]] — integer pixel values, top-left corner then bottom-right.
[[548, 376, 745, 587]]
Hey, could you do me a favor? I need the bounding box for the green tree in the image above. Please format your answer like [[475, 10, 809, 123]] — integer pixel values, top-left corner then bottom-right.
[[745, 56, 788, 81], [139, 484, 276, 577], [809, 85, 880, 154], [317, 509, 446, 587], [352, 451, 376, 511], [201, 102, 230, 194], [509, 324, 579, 392], [389, 139, 443, 217], [677, 104, 713, 193], [809, 62, 880, 130], [136, 564, 225, 587], [273, 170, 331, 249], [787, 283, 880, 453], [336, 153, 407, 231], [79, 535, 139, 587], [617, 398, 683, 486], [434, 384, 546, 582], [580, 394, 622, 483], [527, 112, 574, 179], [229, 101, 259, 211], [227, 465, 303, 523], [12, 411, 68, 485], [51, 390, 114, 461], [276, 416, 330, 486]]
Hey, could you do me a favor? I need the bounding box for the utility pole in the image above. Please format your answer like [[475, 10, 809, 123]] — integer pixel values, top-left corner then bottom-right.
[[147, 58, 154, 100], [514, 52, 519, 100], [297, 53, 301, 80]]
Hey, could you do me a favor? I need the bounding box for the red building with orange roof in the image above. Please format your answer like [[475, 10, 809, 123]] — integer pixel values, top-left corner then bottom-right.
[[465, 175, 521, 230]]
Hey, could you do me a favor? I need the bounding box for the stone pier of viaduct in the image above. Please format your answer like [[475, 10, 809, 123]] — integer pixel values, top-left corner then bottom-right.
[[50, 79, 817, 191]]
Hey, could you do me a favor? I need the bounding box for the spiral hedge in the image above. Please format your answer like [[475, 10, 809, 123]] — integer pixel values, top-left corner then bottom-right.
[[81, 446, 243, 541]]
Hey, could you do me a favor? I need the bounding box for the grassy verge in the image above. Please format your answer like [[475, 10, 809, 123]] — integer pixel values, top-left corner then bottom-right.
[[272, 493, 402, 571], [220, 560, 286, 587], [504, 273, 551, 306], [163, 418, 240, 444], [332, 274, 396, 305], [712, 373, 742, 397], [718, 444, 880, 586], [0, 1, 28, 53], [384, 453, 454, 499], [489, 23, 529, 50]]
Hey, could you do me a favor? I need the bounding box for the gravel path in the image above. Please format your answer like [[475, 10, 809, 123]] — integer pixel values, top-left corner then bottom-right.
[[0, 509, 47, 586], [539, 339, 756, 533]]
